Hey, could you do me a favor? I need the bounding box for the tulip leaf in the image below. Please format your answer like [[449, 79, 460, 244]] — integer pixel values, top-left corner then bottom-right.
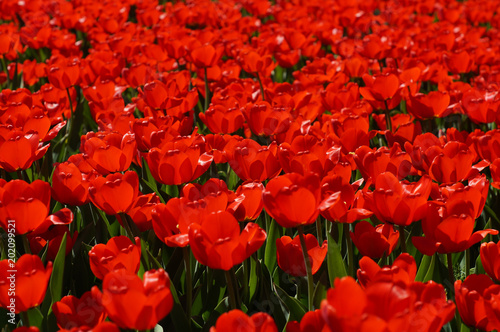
[[227, 168, 240, 191], [475, 254, 485, 275], [313, 271, 328, 308], [264, 218, 280, 272], [169, 280, 192, 332], [327, 230, 347, 286], [49, 232, 67, 304], [416, 254, 436, 282], [274, 283, 306, 322], [26, 307, 44, 328]]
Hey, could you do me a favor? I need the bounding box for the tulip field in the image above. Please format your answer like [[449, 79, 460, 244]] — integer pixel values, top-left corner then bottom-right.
[[3, 0, 500, 331]]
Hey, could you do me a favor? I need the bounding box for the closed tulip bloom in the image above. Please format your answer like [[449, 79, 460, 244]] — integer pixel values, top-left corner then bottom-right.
[[226, 139, 281, 182], [365, 172, 432, 226], [147, 135, 213, 185], [481, 241, 500, 283], [406, 91, 451, 120], [228, 181, 265, 221], [0, 130, 48, 172], [350, 221, 399, 259], [47, 57, 80, 90], [263, 172, 322, 228], [189, 211, 266, 271], [51, 161, 94, 206], [99, 269, 173, 330], [80, 131, 137, 175], [0, 179, 51, 235], [357, 253, 416, 289], [52, 287, 106, 330], [210, 310, 277, 332], [455, 274, 500, 330], [89, 236, 141, 280], [276, 234, 327, 277], [0, 255, 53, 313], [88, 171, 139, 216]]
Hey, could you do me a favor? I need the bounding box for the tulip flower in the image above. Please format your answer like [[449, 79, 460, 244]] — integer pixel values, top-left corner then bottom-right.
[[359, 72, 402, 110], [188, 211, 266, 271], [98, 269, 173, 330], [406, 91, 451, 120], [51, 161, 96, 206], [210, 310, 277, 332], [80, 131, 137, 175], [52, 287, 106, 330], [0, 130, 48, 172], [88, 236, 141, 280], [364, 172, 432, 227], [0, 255, 53, 313], [0, 179, 51, 235], [226, 139, 281, 182], [350, 221, 399, 259], [88, 171, 139, 216], [146, 135, 213, 185], [262, 172, 322, 228], [47, 57, 80, 90], [481, 241, 500, 283], [320, 276, 455, 332], [356, 253, 416, 289], [455, 274, 500, 330], [228, 181, 265, 221], [199, 104, 245, 134], [276, 234, 327, 277], [244, 101, 292, 136]]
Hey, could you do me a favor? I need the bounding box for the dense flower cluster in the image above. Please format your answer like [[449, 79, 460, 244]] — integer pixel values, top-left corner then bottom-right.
[[1, 0, 500, 331]]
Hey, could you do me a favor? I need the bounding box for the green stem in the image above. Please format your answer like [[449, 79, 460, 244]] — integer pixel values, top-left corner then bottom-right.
[[384, 100, 392, 132], [66, 87, 74, 136], [182, 247, 192, 321], [21, 234, 31, 255], [204, 67, 210, 111], [20, 311, 30, 327], [225, 268, 239, 310], [256, 73, 265, 101], [447, 253, 455, 285], [343, 223, 354, 277], [398, 225, 406, 253], [120, 213, 136, 243], [298, 226, 314, 311], [316, 218, 323, 244], [466, 248, 471, 277]]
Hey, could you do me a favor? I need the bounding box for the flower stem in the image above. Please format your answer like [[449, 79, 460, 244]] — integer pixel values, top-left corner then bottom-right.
[[256, 72, 265, 101], [204, 67, 210, 111], [183, 247, 192, 321], [225, 268, 239, 310], [343, 223, 354, 277], [398, 225, 406, 253], [384, 100, 392, 132], [447, 252, 455, 284], [298, 226, 314, 311]]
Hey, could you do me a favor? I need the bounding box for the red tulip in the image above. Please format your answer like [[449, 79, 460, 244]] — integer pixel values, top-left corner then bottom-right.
[[359, 73, 402, 110], [226, 139, 281, 182], [364, 172, 432, 226], [406, 91, 451, 120], [47, 57, 80, 90], [357, 253, 416, 289], [228, 181, 265, 221], [350, 221, 399, 259], [52, 287, 106, 330], [481, 241, 500, 283], [199, 104, 245, 134], [276, 234, 327, 277], [0, 255, 52, 313], [262, 172, 322, 228], [455, 274, 500, 330], [98, 269, 173, 330], [89, 236, 141, 280], [88, 171, 139, 216], [189, 211, 266, 270], [0, 179, 51, 235], [147, 135, 213, 185], [80, 131, 137, 175], [0, 130, 48, 172], [51, 161, 96, 206], [244, 101, 292, 136], [210, 310, 277, 332]]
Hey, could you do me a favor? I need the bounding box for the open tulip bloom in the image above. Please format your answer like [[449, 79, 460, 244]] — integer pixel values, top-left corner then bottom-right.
[[4, 0, 500, 331]]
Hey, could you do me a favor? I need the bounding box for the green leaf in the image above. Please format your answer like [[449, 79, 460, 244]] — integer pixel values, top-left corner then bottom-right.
[[26, 307, 43, 327], [49, 233, 67, 304], [169, 280, 192, 332], [327, 231, 347, 286], [227, 168, 240, 191], [274, 283, 306, 322], [416, 254, 436, 282], [264, 218, 280, 272]]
